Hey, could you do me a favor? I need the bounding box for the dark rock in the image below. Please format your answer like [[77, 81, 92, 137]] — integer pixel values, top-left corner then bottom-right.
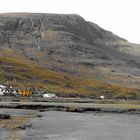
[[17, 123, 32, 130], [35, 114, 43, 118], [0, 114, 10, 119]]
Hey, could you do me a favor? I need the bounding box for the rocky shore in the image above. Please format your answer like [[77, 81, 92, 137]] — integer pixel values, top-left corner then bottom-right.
[[0, 100, 140, 140], [0, 101, 140, 114]]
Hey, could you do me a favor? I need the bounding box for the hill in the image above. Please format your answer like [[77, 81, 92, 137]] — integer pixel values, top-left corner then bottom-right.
[[0, 13, 140, 98]]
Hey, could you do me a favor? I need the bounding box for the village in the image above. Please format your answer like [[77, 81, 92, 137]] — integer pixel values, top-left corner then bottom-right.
[[0, 84, 106, 100], [0, 84, 57, 99]]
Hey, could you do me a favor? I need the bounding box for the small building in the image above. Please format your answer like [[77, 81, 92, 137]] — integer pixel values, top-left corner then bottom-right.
[[17, 89, 32, 96], [99, 95, 105, 100], [43, 93, 57, 99], [0, 85, 6, 96]]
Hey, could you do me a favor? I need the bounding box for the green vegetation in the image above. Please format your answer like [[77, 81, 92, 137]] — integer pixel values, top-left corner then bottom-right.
[[0, 48, 140, 99]]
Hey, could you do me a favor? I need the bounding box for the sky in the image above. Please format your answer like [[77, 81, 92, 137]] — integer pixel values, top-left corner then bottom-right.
[[0, 0, 140, 44]]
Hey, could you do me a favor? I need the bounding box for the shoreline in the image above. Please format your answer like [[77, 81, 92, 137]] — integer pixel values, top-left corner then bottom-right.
[[0, 101, 140, 114]]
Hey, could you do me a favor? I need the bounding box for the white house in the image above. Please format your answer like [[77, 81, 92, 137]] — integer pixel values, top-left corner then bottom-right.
[[0, 85, 7, 96], [43, 93, 57, 99], [100, 95, 105, 100]]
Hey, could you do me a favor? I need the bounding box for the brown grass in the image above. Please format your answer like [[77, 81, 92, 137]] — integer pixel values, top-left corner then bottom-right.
[[0, 116, 30, 129], [0, 115, 30, 140]]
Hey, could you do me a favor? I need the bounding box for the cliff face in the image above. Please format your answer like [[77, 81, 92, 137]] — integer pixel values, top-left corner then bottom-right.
[[0, 13, 140, 97]]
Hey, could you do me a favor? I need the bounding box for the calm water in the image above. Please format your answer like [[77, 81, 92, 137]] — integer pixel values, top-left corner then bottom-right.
[[0, 109, 140, 140], [21, 111, 140, 140]]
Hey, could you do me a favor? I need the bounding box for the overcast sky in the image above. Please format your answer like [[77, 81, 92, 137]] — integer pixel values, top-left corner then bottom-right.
[[0, 0, 139, 44]]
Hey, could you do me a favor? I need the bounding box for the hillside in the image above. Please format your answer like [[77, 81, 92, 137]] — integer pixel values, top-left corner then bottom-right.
[[0, 13, 140, 98]]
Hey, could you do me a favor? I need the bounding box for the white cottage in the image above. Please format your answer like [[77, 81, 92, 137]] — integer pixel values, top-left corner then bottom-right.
[[100, 95, 105, 100], [43, 93, 57, 99], [0, 85, 7, 96]]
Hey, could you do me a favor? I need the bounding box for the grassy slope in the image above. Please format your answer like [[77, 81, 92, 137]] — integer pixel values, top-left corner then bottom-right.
[[0, 48, 139, 98]]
